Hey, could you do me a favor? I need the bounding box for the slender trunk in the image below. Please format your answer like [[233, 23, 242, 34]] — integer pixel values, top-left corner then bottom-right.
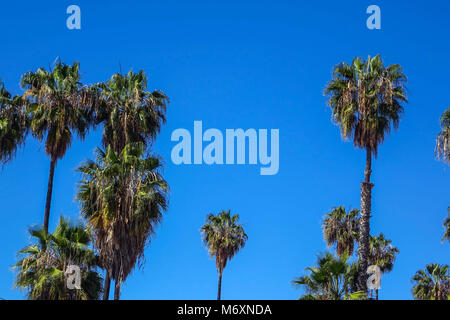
[[43, 156, 57, 234], [364, 146, 372, 183], [103, 273, 111, 300], [376, 289, 379, 300], [217, 271, 223, 300], [114, 280, 121, 300], [357, 147, 374, 294]]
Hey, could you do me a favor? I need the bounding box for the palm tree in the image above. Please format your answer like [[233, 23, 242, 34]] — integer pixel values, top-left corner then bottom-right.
[[442, 207, 450, 243], [292, 252, 365, 300], [322, 206, 360, 256], [435, 108, 450, 163], [12, 216, 102, 300], [78, 69, 168, 300], [95, 70, 168, 154], [201, 210, 248, 300], [0, 78, 28, 165], [77, 143, 169, 300], [368, 233, 399, 300], [324, 55, 408, 291], [411, 264, 450, 300], [20, 60, 98, 233]]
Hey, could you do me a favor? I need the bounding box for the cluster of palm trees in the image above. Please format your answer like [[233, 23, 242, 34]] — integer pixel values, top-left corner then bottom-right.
[[412, 104, 450, 300], [1, 55, 448, 300], [294, 206, 399, 300], [1, 60, 169, 299], [293, 55, 449, 300]]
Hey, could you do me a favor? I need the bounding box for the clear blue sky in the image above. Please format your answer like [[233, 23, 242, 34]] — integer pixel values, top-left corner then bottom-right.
[[0, 0, 449, 300]]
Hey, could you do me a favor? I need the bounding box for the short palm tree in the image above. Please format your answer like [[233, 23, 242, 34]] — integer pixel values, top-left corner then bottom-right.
[[324, 55, 407, 291], [435, 108, 450, 163], [0, 79, 28, 165], [201, 210, 248, 300], [77, 143, 169, 300], [292, 252, 365, 300], [442, 207, 450, 243], [411, 263, 450, 300], [20, 60, 97, 233], [322, 206, 360, 256], [368, 233, 399, 300], [95, 70, 168, 153], [12, 216, 102, 300]]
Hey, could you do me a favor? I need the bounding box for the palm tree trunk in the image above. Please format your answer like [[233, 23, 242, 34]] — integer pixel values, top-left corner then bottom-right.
[[364, 146, 372, 183], [103, 273, 111, 300], [114, 280, 121, 300], [217, 271, 223, 300], [43, 156, 57, 234], [357, 147, 374, 293]]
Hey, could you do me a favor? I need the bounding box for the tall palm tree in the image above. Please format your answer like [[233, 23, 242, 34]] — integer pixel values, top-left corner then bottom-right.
[[322, 206, 360, 256], [435, 108, 450, 163], [20, 60, 97, 233], [292, 252, 365, 300], [77, 143, 169, 300], [0, 78, 28, 165], [324, 55, 408, 291], [411, 264, 450, 300], [201, 210, 247, 300], [442, 207, 450, 243], [12, 216, 102, 300], [79, 69, 168, 300], [95, 70, 168, 154], [368, 233, 399, 300]]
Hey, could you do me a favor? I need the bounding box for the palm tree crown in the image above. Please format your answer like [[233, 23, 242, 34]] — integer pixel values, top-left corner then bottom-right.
[[0, 78, 28, 165], [292, 252, 364, 300], [324, 55, 407, 158], [322, 206, 360, 256], [368, 233, 399, 274], [436, 108, 450, 163], [411, 263, 450, 300], [201, 210, 247, 300], [77, 142, 169, 299], [21, 60, 95, 160], [95, 70, 168, 153], [12, 217, 102, 300]]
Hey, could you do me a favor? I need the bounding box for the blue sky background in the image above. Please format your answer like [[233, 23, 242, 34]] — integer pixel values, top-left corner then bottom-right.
[[0, 0, 449, 300]]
